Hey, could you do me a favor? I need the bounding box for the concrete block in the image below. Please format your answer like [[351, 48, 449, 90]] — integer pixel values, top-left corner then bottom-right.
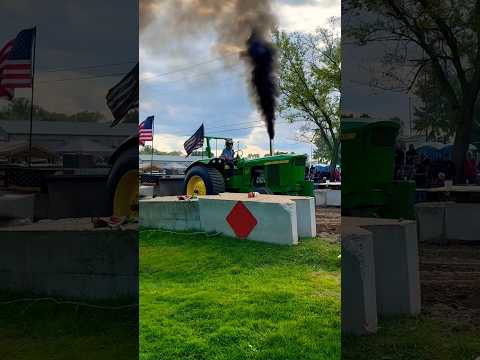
[[0, 193, 35, 220], [140, 196, 201, 231], [445, 203, 480, 242], [140, 185, 154, 198], [0, 227, 137, 300], [415, 202, 448, 243], [342, 225, 378, 335], [198, 194, 298, 245], [314, 189, 327, 207], [348, 218, 421, 317], [290, 196, 316, 238], [326, 190, 341, 206]]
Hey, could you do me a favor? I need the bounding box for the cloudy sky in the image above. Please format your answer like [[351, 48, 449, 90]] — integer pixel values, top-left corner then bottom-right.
[[140, 0, 340, 157], [341, 8, 421, 138], [0, 1, 138, 118]]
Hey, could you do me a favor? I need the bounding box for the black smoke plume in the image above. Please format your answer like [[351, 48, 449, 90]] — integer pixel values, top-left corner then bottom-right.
[[246, 31, 278, 140], [140, 0, 279, 139]]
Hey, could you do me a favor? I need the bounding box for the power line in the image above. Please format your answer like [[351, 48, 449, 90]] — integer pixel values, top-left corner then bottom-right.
[[36, 71, 127, 84], [41, 61, 137, 73], [140, 53, 239, 81]]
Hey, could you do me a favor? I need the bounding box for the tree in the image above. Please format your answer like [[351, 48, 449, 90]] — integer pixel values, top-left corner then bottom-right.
[[345, 0, 480, 183], [0, 98, 106, 122], [274, 20, 341, 174], [413, 64, 455, 142]]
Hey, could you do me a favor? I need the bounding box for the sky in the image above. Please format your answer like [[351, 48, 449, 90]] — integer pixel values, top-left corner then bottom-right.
[[341, 7, 422, 138], [0, 0, 138, 118], [140, 0, 340, 157]]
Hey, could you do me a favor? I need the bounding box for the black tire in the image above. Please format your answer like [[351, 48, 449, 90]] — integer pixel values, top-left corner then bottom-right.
[[106, 145, 138, 215], [184, 165, 225, 195]]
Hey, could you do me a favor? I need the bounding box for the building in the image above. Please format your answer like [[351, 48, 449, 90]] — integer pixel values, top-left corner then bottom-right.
[[0, 120, 136, 163], [139, 154, 203, 175]]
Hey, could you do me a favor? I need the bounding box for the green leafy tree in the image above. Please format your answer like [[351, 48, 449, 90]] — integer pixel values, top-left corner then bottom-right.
[[0, 98, 107, 122], [345, 0, 480, 182], [274, 20, 341, 174]]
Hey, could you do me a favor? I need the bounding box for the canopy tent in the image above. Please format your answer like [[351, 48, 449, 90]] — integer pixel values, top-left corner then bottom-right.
[[415, 143, 477, 161]]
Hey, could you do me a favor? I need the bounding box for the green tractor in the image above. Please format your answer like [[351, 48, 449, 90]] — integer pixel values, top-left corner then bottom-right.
[[341, 117, 415, 219], [183, 136, 314, 196]]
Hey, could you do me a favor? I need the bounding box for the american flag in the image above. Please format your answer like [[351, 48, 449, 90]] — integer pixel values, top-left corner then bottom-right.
[[139, 116, 154, 146], [184, 124, 204, 156], [107, 63, 139, 127], [0, 28, 35, 99]]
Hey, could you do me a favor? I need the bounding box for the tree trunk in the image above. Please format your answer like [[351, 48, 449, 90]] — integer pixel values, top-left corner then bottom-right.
[[453, 105, 475, 184]]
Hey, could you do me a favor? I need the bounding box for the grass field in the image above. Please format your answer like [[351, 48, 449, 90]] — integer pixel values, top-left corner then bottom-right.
[[140, 230, 341, 360], [0, 294, 138, 360], [343, 316, 480, 360]]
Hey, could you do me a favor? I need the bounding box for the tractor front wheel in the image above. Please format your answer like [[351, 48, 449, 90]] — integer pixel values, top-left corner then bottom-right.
[[184, 166, 225, 196]]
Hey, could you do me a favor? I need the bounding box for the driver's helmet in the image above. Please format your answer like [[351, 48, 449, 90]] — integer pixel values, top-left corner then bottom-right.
[[226, 139, 233, 146]]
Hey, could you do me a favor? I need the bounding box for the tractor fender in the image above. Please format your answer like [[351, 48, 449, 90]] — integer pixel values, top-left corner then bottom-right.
[[184, 158, 224, 173], [109, 134, 138, 165]]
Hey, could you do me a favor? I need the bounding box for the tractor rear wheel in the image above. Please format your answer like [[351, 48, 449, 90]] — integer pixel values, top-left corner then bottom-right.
[[184, 165, 225, 195], [107, 145, 138, 218]]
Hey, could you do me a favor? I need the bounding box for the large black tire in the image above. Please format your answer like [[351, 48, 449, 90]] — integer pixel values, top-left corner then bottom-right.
[[107, 145, 138, 216], [184, 165, 225, 195]]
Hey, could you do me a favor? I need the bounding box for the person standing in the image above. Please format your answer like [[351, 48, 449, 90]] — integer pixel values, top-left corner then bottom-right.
[[405, 144, 417, 179], [464, 151, 477, 184]]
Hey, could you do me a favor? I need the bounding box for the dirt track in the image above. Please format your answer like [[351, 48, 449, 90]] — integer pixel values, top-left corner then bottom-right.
[[315, 207, 340, 235], [420, 241, 480, 327]]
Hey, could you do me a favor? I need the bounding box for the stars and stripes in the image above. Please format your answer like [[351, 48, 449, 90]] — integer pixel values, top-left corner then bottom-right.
[[107, 63, 139, 127], [139, 116, 154, 146], [184, 124, 204, 156], [0, 28, 35, 99]]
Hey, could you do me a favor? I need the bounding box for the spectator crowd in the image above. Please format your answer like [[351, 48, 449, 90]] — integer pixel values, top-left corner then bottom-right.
[[394, 143, 479, 187]]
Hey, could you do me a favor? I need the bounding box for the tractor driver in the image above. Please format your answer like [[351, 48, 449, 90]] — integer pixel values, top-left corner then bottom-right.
[[220, 139, 235, 177]]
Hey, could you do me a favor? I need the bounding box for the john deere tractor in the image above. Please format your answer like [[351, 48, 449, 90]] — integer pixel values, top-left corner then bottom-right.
[[341, 117, 415, 219], [183, 137, 313, 196]]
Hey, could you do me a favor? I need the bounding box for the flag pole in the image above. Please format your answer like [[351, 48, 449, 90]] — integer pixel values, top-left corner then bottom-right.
[[150, 117, 154, 174], [28, 27, 37, 168]]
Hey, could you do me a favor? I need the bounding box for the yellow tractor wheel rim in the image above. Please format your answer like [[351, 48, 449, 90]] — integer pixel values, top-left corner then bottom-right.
[[186, 175, 207, 196], [113, 170, 138, 218]]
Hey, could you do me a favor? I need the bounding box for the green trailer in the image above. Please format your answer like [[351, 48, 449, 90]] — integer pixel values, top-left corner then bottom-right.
[[183, 137, 313, 197], [341, 117, 415, 219]]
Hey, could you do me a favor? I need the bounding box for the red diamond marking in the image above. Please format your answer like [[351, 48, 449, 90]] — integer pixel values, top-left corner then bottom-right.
[[226, 201, 257, 239]]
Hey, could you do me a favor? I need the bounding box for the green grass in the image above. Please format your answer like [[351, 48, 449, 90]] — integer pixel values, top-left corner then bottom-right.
[[0, 294, 137, 360], [140, 230, 341, 360], [342, 315, 480, 360]]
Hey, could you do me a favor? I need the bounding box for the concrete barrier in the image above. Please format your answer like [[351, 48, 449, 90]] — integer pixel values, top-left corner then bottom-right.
[[198, 194, 298, 245], [289, 196, 316, 238], [140, 185, 154, 198], [314, 190, 327, 207], [139, 193, 317, 245], [342, 225, 378, 335], [415, 202, 480, 243], [0, 193, 35, 220], [344, 217, 421, 317], [445, 203, 480, 241], [0, 221, 137, 300], [415, 202, 448, 244], [314, 189, 341, 207], [140, 196, 200, 231]]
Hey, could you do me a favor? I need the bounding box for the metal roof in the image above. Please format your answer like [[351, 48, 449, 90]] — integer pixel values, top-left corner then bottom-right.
[[0, 120, 136, 136]]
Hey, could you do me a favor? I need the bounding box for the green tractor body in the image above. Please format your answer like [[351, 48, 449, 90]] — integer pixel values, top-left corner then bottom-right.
[[341, 118, 415, 219], [184, 140, 314, 197]]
